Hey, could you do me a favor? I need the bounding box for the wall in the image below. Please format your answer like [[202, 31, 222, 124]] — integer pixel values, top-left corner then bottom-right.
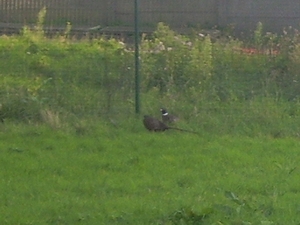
[[218, 0, 300, 33], [0, 0, 300, 33], [114, 0, 218, 28]]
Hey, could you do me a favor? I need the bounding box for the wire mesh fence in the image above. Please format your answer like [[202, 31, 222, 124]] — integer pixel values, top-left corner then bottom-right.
[[0, 0, 109, 26], [1, 0, 300, 33]]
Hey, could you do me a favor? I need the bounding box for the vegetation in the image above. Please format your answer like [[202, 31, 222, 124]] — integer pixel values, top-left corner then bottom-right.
[[2, 19, 300, 136], [1, 125, 300, 224], [1, 10, 300, 224]]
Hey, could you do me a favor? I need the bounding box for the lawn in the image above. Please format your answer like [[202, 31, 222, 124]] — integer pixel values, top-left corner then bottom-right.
[[1, 123, 300, 224]]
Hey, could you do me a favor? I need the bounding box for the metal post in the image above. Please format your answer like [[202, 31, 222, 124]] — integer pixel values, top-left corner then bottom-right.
[[134, 0, 140, 114]]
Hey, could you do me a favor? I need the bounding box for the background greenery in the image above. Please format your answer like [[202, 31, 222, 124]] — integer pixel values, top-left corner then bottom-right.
[[1, 19, 300, 136]]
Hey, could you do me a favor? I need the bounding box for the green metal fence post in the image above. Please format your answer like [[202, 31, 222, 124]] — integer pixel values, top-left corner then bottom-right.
[[134, 0, 140, 114]]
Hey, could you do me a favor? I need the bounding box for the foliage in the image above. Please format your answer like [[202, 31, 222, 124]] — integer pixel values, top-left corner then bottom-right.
[[1, 10, 300, 138], [141, 22, 213, 94]]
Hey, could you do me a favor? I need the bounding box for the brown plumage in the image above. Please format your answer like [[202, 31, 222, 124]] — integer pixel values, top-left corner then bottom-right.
[[143, 115, 169, 131], [143, 115, 197, 134]]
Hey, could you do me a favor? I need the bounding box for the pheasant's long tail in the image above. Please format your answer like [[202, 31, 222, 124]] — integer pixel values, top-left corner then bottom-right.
[[168, 127, 198, 134]]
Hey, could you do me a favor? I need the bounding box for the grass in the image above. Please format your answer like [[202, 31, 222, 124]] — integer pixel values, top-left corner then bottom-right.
[[2, 14, 300, 224], [1, 122, 300, 224]]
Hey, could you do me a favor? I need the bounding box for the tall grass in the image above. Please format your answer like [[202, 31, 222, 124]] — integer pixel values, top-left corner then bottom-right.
[[1, 10, 300, 137]]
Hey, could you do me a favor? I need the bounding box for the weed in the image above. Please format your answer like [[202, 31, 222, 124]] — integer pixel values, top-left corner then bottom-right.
[[40, 108, 61, 129]]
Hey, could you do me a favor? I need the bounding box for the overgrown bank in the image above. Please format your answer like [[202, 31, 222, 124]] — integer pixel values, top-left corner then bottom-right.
[[1, 15, 300, 136]]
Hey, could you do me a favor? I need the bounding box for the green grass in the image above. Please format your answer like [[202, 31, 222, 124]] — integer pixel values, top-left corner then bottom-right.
[[2, 16, 300, 224], [1, 122, 300, 224]]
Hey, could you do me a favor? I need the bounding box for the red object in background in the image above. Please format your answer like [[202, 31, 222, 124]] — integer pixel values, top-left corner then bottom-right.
[[239, 48, 279, 56]]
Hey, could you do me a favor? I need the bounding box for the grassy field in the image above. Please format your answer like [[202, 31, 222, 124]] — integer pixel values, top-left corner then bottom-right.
[[1, 14, 300, 224], [1, 122, 300, 224]]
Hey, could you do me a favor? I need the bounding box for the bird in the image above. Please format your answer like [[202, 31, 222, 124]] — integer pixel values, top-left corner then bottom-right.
[[143, 115, 169, 132], [160, 108, 179, 124], [143, 115, 197, 134]]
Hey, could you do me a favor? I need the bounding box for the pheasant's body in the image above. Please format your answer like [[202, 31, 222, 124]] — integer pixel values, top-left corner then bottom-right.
[[143, 115, 168, 131], [143, 115, 197, 134]]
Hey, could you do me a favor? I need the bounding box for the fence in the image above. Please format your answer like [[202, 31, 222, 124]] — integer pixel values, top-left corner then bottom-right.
[[218, 0, 300, 33], [1, 0, 300, 33], [0, 0, 109, 27]]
